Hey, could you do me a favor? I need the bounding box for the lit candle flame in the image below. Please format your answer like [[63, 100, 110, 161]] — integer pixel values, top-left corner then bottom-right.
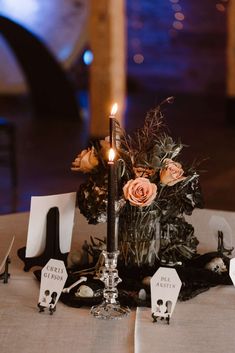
[[111, 103, 118, 116], [108, 148, 115, 162]]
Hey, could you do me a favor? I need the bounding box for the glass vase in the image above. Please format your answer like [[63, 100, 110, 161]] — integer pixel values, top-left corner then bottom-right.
[[118, 206, 160, 267], [158, 216, 199, 266]]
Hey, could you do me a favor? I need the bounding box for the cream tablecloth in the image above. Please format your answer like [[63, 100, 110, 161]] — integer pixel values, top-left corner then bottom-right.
[[0, 208, 235, 353]]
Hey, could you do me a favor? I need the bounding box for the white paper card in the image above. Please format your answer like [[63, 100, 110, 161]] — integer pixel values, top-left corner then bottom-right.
[[26, 192, 76, 257], [229, 258, 235, 286], [0, 236, 15, 273], [150, 267, 182, 318], [38, 259, 68, 309]]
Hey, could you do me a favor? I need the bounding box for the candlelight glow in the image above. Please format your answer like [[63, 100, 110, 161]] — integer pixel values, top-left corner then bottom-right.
[[111, 103, 118, 116], [109, 148, 115, 162]]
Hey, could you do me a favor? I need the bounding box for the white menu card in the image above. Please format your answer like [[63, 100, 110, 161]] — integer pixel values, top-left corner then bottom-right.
[[26, 192, 77, 257]]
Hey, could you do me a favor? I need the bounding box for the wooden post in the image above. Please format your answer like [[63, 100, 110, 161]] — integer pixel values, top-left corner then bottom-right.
[[226, 0, 235, 123], [88, 0, 126, 138]]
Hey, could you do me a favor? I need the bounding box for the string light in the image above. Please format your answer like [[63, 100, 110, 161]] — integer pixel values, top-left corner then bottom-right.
[[169, 0, 184, 34], [174, 12, 185, 21], [129, 0, 145, 65], [172, 4, 182, 12], [133, 54, 144, 64], [172, 21, 183, 30]]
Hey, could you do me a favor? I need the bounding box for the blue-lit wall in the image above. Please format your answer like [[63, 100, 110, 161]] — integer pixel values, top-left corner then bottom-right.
[[127, 0, 227, 94], [0, 0, 227, 95]]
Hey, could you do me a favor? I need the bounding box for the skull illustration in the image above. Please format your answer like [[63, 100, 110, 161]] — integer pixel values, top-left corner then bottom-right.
[[205, 257, 227, 274]]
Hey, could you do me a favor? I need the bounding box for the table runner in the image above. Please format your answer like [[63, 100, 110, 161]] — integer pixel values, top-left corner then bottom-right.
[[135, 286, 235, 353]]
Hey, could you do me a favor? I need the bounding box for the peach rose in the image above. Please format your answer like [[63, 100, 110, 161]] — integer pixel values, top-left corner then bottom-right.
[[71, 147, 99, 173], [160, 158, 186, 186], [123, 177, 157, 207]]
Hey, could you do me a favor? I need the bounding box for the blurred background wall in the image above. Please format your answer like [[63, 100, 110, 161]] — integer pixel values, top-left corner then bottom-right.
[[0, 0, 227, 97], [0, 0, 233, 214]]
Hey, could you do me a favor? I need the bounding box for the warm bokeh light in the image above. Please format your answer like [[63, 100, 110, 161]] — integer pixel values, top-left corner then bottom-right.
[[170, 0, 184, 32], [172, 21, 184, 30], [174, 12, 185, 21], [172, 4, 182, 12], [133, 54, 144, 64]]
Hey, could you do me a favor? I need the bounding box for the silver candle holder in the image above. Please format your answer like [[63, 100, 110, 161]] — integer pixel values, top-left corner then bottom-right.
[[90, 250, 130, 319]]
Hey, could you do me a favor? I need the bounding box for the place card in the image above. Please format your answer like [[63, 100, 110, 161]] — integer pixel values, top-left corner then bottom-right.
[[150, 267, 182, 322], [38, 259, 68, 314], [26, 192, 76, 258]]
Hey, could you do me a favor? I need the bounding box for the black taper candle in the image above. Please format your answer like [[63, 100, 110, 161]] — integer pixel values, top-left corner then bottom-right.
[[107, 156, 117, 252], [107, 103, 118, 252], [109, 104, 117, 150]]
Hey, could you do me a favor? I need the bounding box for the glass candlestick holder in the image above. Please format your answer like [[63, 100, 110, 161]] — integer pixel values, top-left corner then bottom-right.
[[90, 250, 130, 319]]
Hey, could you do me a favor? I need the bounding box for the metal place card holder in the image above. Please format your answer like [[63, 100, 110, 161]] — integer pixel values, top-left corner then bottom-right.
[[18, 207, 68, 271], [0, 256, 11, 283]]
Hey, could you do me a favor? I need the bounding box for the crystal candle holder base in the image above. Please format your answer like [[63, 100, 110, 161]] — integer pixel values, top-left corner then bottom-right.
[[91, 250, 130, 320]]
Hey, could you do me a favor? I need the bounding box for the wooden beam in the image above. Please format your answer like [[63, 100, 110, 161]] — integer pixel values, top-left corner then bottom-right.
[[89, 0, 126, 138], [227, 0, 235, 97], [226, 0, 235, 122]]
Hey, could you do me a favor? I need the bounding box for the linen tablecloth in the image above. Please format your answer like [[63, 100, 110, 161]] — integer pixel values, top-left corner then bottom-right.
[[0, 208, 235, 353]]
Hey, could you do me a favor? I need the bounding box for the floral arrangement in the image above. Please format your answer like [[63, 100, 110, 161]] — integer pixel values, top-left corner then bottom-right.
[[71, 98, 204, 267]]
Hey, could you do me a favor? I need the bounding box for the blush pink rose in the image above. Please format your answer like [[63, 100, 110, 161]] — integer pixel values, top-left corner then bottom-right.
[[160, 158, 186, 186], [123, 177, 157, 207], [71, 147, 99, 173]]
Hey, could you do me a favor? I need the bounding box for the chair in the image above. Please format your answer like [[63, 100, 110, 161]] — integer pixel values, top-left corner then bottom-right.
[[0, 117, 17, 188]]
